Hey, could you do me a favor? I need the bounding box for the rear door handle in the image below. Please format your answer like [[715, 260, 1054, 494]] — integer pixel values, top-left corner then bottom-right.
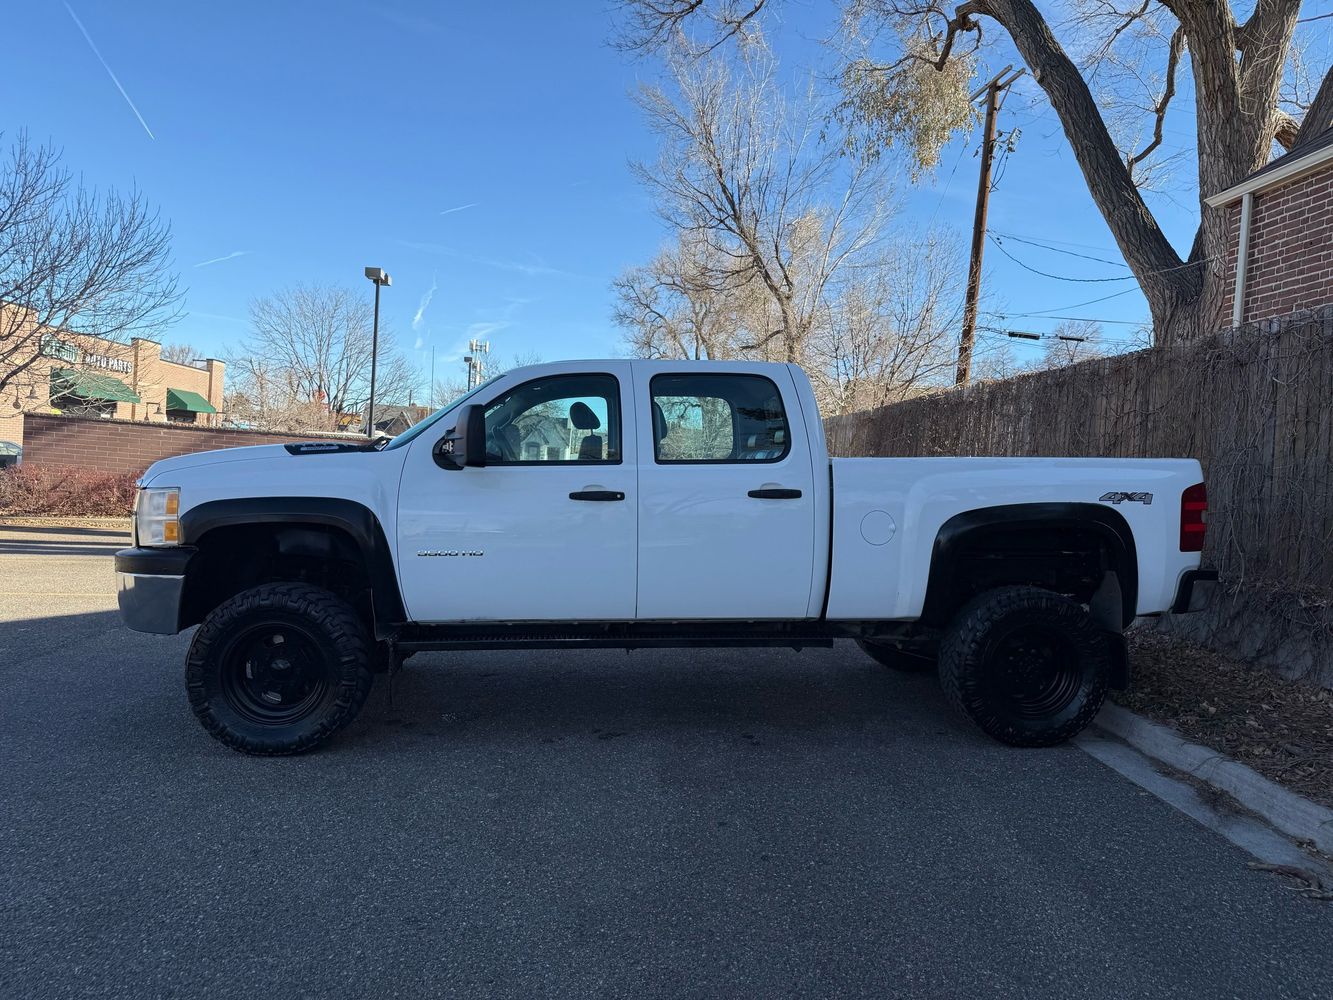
[[747, 488, 802, 500], [570, 490, 625, 501]]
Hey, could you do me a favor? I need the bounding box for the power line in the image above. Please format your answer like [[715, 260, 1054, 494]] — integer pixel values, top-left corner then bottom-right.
[[927, 139, 969, 228], [990, 230, 1123, 255], [988, 234, 1137, 283], [981, 329, 1146, 349], [990, 312, 1144, 326], [990, 230, 1129, 268], [1008, 285, 1143, 315]]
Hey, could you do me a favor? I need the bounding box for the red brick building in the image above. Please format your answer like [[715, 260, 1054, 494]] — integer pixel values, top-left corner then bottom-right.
[[1209, 128, 1333, 327]]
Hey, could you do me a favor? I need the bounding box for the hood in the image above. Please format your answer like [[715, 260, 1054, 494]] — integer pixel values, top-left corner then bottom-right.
[[139, 444, 296, 485]]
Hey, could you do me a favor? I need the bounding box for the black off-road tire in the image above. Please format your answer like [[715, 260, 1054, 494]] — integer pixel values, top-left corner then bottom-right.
[[185, 583, 374, 755], [856, 639, 937, 674], [938, 586, 1109, 748]]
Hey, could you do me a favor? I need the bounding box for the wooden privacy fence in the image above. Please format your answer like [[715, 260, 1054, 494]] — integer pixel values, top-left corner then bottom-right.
[[825, 308, 1333, 600]]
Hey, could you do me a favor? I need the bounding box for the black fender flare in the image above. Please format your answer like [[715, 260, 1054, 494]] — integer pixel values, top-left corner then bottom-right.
[[179, 497, 406, 633], [919, 503, 1139, 630]]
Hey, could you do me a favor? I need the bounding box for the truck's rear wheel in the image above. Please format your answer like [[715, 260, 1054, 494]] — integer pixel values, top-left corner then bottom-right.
[[856, 639, 936, 674], [185, 583, 374, 755], [938, 586, 1108, 747]]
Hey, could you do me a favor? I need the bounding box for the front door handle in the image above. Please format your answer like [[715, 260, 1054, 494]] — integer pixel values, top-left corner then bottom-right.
[[748, 488, 802, 500], [570, 490, 625, 501]]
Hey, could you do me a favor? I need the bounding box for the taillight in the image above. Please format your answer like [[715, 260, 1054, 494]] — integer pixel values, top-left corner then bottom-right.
[[1180, 482, 1207, 552]]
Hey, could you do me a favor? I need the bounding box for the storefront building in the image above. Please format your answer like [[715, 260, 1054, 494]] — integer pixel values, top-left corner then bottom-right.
[[0, 306, 225, 451]]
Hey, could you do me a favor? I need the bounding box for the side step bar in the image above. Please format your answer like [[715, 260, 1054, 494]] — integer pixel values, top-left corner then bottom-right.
[[393, 621, 843, 653]]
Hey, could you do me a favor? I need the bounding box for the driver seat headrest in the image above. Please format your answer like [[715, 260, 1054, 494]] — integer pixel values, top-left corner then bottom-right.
[[569, 401, 601, 431]]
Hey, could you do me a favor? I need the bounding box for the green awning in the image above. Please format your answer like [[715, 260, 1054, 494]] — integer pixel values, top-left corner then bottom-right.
[[166, 388, 217, 414], [50, 368, 140, 403]]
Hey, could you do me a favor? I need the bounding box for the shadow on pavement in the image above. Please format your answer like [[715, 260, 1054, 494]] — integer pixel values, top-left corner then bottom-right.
[[339, 646, 963, 753]]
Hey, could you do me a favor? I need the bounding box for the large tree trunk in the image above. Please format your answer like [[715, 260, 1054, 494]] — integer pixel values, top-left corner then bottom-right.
[[973, 0, 1301, 346]]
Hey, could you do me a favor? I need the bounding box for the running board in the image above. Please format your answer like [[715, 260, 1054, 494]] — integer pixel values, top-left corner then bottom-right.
[[393, 621, 842, 652]]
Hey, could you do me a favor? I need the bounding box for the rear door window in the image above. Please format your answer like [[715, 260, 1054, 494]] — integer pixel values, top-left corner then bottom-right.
[[650, 374, 790, 464]]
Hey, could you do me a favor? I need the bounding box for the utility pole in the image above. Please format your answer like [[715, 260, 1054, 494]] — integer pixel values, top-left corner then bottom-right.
[[956, 66, 1025, 386]]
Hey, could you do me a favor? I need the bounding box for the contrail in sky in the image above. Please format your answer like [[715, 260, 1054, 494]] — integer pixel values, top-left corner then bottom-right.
[[413, 273, 439, 332], [440, 203, 478, 216], [194, 251, 251, 268], [64, 3, 156, 140]]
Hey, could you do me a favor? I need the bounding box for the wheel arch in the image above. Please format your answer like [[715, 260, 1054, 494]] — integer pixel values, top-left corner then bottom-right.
[[178, 497, 405, 637], [919, 503, 1138, 630]]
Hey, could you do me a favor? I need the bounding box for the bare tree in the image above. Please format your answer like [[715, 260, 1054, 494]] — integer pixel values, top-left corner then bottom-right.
[[160, 342, 203, 366], [612, 233, 747, 360], [632, 44, 894, 364], [1036, 319, 1108, 369], [223, 366, 343, 433], [228, 284, 416, 431], [808, 229, 964, 413], [618, 0, 1333, 346], [0, 133, 180, 396]]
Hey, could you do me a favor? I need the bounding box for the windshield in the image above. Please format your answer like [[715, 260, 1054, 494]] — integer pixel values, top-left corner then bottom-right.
[[381, 376, 500, 451]]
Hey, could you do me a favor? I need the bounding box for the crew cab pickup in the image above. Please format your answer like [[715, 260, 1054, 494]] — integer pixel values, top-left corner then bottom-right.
[[115, 360, 1216, 754]]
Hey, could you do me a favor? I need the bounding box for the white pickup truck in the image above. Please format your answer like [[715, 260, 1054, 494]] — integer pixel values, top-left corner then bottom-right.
[[116, 360, 1215, 755]]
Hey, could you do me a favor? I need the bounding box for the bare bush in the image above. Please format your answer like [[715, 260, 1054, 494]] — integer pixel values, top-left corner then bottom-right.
[[0, 464, 138, 516]]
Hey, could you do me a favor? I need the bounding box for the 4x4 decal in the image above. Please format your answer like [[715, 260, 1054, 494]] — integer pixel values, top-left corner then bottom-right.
[[1100, 491, 1153, 505]]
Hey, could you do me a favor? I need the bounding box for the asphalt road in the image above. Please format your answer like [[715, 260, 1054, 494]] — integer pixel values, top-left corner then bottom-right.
[[2, 525, 1330, 1000]]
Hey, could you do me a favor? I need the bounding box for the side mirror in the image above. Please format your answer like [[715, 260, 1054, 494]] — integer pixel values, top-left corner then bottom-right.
[[433, 404, 486, 470]]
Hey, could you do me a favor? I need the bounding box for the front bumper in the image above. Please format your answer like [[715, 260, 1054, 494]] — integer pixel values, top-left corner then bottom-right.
[[114, 547, 195, 634], [1171, 568, 1219, 614]]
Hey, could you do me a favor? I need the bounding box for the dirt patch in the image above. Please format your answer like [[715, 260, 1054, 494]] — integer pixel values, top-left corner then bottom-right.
[[1118, 629, 1333, 809]]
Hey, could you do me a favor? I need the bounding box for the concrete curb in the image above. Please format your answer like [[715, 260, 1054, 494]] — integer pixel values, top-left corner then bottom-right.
[[1095, 703, 1333, 856]]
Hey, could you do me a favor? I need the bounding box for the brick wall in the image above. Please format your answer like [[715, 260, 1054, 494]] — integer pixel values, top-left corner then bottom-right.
[[21, 413, 357, 475], [1219, 160, 1333, 324]]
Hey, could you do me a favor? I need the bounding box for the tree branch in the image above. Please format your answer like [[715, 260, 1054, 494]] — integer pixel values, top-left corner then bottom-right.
[[978, 0, 1187, 286], [1292, 64, 1333, 148], [1126, 25, 1184, 179]]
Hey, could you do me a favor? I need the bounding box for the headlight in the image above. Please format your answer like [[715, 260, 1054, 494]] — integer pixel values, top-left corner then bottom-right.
[[136, 487, 181, 546]]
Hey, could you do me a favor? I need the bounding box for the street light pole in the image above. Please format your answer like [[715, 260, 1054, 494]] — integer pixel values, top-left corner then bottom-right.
[[363, 266, 391, 436]]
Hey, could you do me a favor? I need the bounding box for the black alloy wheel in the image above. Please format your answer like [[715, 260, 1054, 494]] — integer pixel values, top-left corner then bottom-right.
[[218, 622, 330, 726], [986, 624, 1083, 719]]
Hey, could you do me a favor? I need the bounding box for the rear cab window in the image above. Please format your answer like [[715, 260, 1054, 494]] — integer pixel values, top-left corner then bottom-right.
[[650, 373, 790, 464]]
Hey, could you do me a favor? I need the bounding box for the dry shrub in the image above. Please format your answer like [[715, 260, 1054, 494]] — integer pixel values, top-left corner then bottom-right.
[[0, 465, 139, 516]]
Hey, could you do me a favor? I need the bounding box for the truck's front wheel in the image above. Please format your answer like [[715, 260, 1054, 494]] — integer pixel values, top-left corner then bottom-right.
[[938, 586, 1108, 747], [185, 583, 374, 755]]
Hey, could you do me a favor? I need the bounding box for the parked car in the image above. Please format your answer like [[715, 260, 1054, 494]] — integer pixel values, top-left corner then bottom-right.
[[115, 360, 1216, 754], [0, 440, 21, 469]]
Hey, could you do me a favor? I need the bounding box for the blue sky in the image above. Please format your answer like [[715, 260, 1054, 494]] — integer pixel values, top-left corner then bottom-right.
[[7, 1, 1329, 388]]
